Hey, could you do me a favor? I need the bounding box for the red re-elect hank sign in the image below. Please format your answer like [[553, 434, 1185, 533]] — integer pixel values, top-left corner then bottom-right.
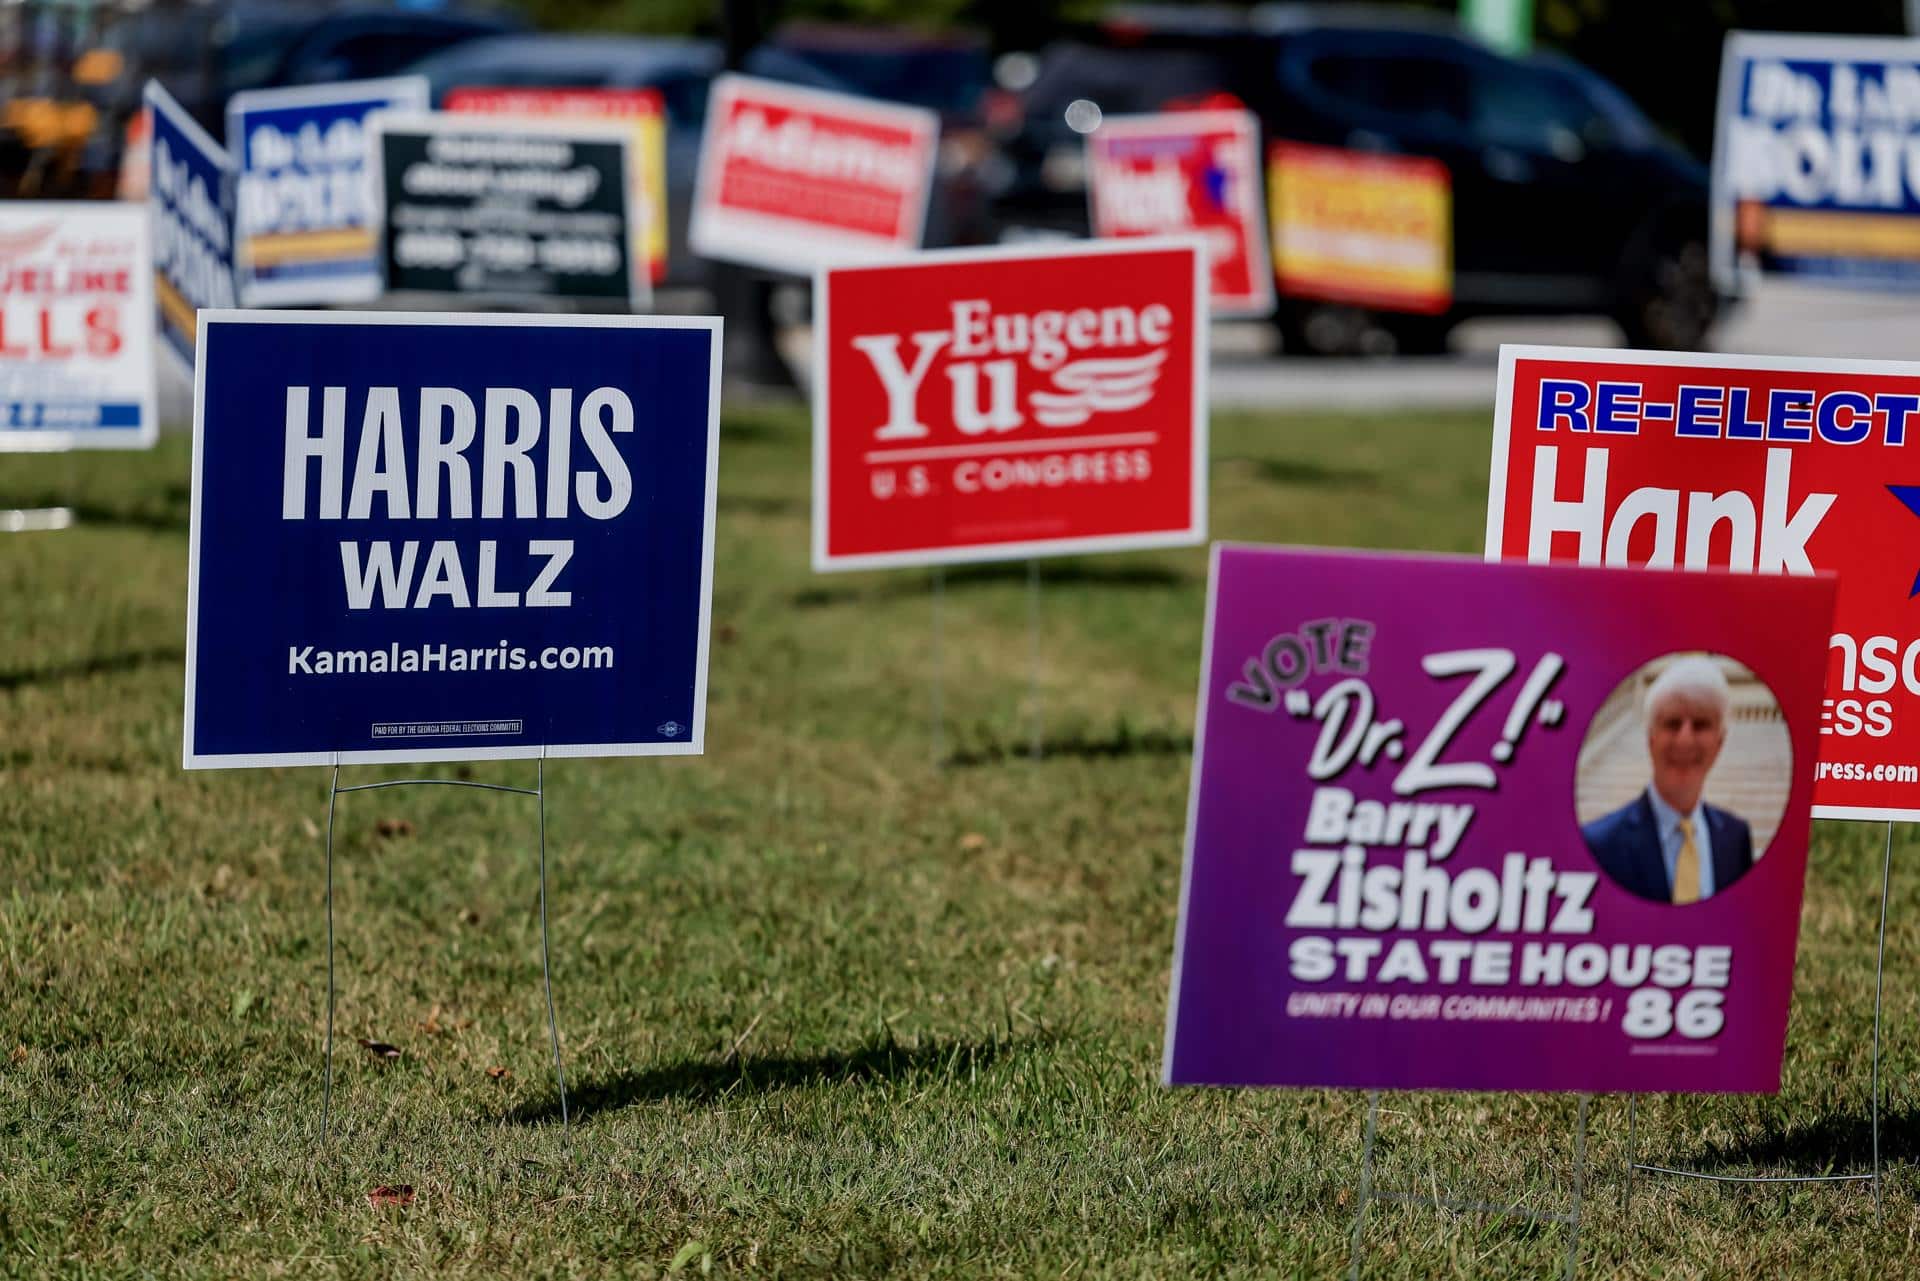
[[814, 238, 1209, 570], [691, 74, 937, 275], [1486, 344, 1920, 820]]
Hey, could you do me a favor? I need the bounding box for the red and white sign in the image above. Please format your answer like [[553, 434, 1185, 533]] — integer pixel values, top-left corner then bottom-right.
[[814, 238, 1208, 570], [0, 201, 155, 451], [692, 74, 938, 275], [1087, 110, 1273, 318], [1486, 344, 1920, 820]]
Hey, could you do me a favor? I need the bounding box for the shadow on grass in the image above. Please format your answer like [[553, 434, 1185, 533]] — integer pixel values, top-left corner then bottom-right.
[[1667, 1108, 1920, 1176], [1254, 458, 1380, 490], [0, 645, 184, 692], [946, 725, 1193, 768], [721, 413, 801, 444], [72, 502, 192, 534], [512, 1035, 1026, 1124], [718, 492, 805, 517], [792, 562, 1188, 609]]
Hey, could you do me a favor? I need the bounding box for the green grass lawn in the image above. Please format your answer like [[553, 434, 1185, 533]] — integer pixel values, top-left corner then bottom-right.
[[4, 404, 1918, 1278]]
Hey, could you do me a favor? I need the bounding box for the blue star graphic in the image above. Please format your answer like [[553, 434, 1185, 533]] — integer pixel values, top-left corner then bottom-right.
[[1889, 485, 1920, 596]]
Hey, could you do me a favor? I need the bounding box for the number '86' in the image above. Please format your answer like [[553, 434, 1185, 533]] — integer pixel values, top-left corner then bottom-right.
[[1624, 988, 1724, 1039]]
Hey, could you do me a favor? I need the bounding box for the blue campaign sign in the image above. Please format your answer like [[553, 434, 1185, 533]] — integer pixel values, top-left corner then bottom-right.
[[227, 77, 429, 306], [183, 312, 721, 769], [146, 81, 236, 369], [1713, 33, 1920, 291]]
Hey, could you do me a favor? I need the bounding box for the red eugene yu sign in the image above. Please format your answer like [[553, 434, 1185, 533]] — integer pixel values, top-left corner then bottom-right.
[[813, 239, 1208, 570], [1485, 344, 1920, 820], [691, 74, 938, 276]]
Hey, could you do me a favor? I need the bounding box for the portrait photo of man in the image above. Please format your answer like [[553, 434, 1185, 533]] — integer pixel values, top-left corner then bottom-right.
[[1580, 656, 1756, 905]]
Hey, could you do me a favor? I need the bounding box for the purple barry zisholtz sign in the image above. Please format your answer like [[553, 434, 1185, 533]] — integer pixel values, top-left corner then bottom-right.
[[1164, 546, 1835, 1094]]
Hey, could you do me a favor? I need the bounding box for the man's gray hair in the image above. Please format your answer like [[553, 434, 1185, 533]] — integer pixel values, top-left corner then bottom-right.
[[1644, 655, 1731, 727]]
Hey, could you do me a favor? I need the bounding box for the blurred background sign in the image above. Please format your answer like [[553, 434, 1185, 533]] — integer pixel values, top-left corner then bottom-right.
[[1087, 109, 1275, 317], [1712, 33, 1920, 296], [1269, 141, 1451, 315], [145, 79, 232, 370], [0, 200, 155, 452], [227, 76, 430, 306], [446, 87, 670, 287], [371, 113, 642, 308], [689, 73, 939, 275]]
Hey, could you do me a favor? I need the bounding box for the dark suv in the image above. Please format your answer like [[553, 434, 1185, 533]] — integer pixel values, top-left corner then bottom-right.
[[990, 5, 1716, 353]]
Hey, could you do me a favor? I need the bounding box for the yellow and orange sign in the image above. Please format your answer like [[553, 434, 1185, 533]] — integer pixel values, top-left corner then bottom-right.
[[1267, 140, 1451, 314], [447, 87, 668, 285]]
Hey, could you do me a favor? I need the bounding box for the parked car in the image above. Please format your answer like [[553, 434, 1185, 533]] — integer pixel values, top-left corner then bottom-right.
[[397, 34, 856, 288], [990, 4, 1718, 353], [91, 1, 521, 140]]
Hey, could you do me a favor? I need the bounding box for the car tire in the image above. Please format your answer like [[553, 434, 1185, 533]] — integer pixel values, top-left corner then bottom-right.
[[1274, 301, 1395, 357], [1617, 237, 1718, 351]]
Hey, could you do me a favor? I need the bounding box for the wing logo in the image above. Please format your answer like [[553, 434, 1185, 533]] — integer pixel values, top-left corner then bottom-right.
[[1028, 348, 1167, 427], [0, 222, 57, 260]]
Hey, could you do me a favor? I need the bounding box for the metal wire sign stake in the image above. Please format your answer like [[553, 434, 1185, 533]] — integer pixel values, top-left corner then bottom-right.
[[930, 567, 945, 767], [1027, 559, 1043, 761], [1621, 819, 1897, 1221], [320, 752, 571, 1142], [1347, 1091, 1591, 1281]]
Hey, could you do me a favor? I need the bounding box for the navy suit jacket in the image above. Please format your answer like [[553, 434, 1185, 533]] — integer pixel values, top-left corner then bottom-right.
[[1580, 793, 1754, 903]]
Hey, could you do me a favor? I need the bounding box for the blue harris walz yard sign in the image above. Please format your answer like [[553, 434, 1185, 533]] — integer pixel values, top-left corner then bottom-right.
[[183, 312, 720, 768]]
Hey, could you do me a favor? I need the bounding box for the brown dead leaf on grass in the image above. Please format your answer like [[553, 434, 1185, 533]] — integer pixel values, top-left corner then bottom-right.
[[358, 1038, 401, 1061], [959, 833, 987, 852], [486, 1066, 512, 1081], [366, 1185, 414, 1208], [375, 818, 413, 839]]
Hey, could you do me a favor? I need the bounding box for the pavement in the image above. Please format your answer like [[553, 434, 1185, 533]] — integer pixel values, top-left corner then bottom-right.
[[1208, 281, 1920, 412]]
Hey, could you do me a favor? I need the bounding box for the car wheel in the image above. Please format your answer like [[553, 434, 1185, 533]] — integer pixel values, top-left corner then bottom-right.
[[1275, 301, 1395, 357], [1617, 238, 1717, 351]]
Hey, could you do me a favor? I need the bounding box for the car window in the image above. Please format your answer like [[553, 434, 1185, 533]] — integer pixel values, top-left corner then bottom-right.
[[1026, 43, 1233, 120], [1471, 61, 1599, 158], [287, 30, 482, 86], [1562, 65, 1657, 151], [779, 46, 988, 116], [1304, 52, 1470, 130]]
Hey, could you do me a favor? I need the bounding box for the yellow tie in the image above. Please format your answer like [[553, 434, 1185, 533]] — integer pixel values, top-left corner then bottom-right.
[[1673, 816, 1700, 905]]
